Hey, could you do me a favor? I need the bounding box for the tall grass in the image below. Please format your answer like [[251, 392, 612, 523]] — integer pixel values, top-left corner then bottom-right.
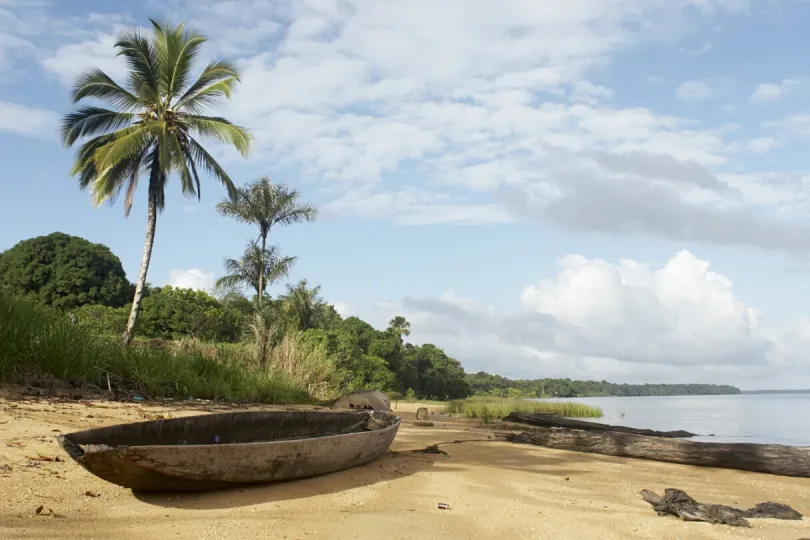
[[0, 294, 311, 404], [446, 396, 602, 422], [266, 330, 344, 400]]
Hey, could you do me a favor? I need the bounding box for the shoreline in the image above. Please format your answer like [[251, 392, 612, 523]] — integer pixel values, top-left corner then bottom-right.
[[1, 396, 808, 540]]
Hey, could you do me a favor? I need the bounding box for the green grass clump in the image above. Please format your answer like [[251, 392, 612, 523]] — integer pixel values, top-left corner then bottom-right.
[[0, 294, 311, 404], [445, 396, 602, 422]]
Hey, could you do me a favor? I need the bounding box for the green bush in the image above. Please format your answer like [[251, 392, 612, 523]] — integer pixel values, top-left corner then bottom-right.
[[137, 286, 243, 342], [0, 294, 310, 404], [0, 232, 132, 310]]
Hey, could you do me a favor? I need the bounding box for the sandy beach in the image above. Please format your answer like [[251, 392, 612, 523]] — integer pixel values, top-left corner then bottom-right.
[[1, 394, 808, 540]]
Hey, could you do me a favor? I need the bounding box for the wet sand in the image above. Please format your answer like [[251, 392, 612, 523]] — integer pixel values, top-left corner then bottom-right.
[[0, 394, 808, 540]]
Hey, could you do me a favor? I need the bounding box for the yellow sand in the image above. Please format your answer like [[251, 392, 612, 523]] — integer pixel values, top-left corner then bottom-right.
[[0, 396, 808, 540]]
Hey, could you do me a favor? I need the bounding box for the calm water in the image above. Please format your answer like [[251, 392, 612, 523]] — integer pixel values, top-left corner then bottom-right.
[[540, 394, 810, 446]]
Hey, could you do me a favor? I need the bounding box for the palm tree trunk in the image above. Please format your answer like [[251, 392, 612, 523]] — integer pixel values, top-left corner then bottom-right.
[[257, 233, 267, 302], [122, 189, 158, 346]]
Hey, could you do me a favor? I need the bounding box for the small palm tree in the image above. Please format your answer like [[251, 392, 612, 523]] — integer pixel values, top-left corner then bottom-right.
[[216, 239, 296, 298], [279, 279, 324, 331], [389, 316, 411, 338], [216, 177, 316, 301], [61, 20, 252, 345]]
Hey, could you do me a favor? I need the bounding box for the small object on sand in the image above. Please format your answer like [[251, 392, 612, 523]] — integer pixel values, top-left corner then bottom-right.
[[437, 503, 450, 510], [211, 435, 220, 444], [416, 407, 429, 420], [413, 421, 434, 427], [640, 488, 803, 528], [84, 491, 101, 498]]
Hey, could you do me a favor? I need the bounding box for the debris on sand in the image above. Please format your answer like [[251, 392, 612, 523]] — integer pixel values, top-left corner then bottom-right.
[[640, 488, 803, 528], [412, 444, 448, 456]]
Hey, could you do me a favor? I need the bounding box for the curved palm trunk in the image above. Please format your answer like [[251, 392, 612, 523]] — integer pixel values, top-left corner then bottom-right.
[[122, 190, 158, 346]]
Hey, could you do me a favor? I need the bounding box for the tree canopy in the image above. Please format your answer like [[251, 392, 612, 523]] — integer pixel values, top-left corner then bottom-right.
[[0, 232, 131, 310]]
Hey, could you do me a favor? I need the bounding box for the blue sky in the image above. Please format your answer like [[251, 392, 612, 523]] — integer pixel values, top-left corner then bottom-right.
[[2, 0, 810, 388]]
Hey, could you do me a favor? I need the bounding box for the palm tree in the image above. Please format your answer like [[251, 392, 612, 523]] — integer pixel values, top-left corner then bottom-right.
[[216, 239, 296, 298], [389, 316, 411, 338], [216, 177, 316, 301], [61, 20, 251, 345], [279, 279, 324, 331]]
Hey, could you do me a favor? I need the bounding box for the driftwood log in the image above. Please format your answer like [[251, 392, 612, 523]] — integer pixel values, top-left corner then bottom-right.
[[503, 413, 696, 438], [507, 429, 810, 478], [640, 488, 802, 527]]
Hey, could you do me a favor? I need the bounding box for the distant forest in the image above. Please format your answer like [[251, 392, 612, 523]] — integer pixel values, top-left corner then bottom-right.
[[467, 372, 741, 398]]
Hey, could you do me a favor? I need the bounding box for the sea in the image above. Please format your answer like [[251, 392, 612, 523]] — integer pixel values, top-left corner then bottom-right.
[[539, 393, 810, 446]]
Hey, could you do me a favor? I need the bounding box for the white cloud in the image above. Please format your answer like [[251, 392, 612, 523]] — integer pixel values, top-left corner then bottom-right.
[[167, 269, 216, 292], [0, 100, 59, 138], [674, 80, 713, 101], [750, 79, 806, 101], [345, 251, 810, 388], [746, 136, 778, 153], [11, 0, 809, 248], [40, 33, 129, 85]]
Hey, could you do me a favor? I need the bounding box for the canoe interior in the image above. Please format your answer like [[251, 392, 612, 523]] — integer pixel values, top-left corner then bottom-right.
[[61, 410, 399, 450]]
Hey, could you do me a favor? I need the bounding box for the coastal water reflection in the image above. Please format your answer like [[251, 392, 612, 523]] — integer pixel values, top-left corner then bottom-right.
[[539, 394, 810, 446]]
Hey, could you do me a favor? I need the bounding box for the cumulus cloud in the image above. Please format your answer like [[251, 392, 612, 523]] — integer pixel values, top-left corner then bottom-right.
[[40, 33, 129, 85], [674, 80, 713, 101], [750, 79, 806, 102], [167, 268, 216, 292], [746, 136, 778, 153], [7, 0, 809, 254], [344, 251, 810, 388], [0, 100, 59, 138]]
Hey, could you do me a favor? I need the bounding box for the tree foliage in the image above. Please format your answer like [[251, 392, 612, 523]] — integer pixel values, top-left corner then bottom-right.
[[216, 239, 295, 297], [466, 372, 741, 398], [137, 286, 243, 342], [0, 232, 131, 310]]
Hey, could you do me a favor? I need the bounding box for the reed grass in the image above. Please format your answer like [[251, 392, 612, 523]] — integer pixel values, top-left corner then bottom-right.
[[445, 396, 602, 422], [0, 294, 311, 404]]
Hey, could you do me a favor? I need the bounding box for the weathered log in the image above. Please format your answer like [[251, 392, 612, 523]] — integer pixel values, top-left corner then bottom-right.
[[503, 413, 696, 438], [507, 428, 810, 478], [640, 488, 802, 527]]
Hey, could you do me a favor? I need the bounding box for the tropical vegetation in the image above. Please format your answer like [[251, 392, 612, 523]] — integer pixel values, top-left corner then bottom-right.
[[61, 19, 251, 346], [0, 232, 131, 310]]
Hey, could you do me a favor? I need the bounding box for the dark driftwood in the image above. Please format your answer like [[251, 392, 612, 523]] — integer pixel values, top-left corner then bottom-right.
[[507, 429, 810, 478], [640, 488, 802, 527], [503, 413, 696, 438]]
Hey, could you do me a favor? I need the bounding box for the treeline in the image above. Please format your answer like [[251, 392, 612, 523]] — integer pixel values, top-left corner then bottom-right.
[[0, 232, 470, 400], [467, 372, 741, 398]]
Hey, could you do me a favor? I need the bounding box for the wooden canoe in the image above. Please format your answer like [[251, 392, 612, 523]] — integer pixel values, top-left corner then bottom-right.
[[57, 409, 400, 493]]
